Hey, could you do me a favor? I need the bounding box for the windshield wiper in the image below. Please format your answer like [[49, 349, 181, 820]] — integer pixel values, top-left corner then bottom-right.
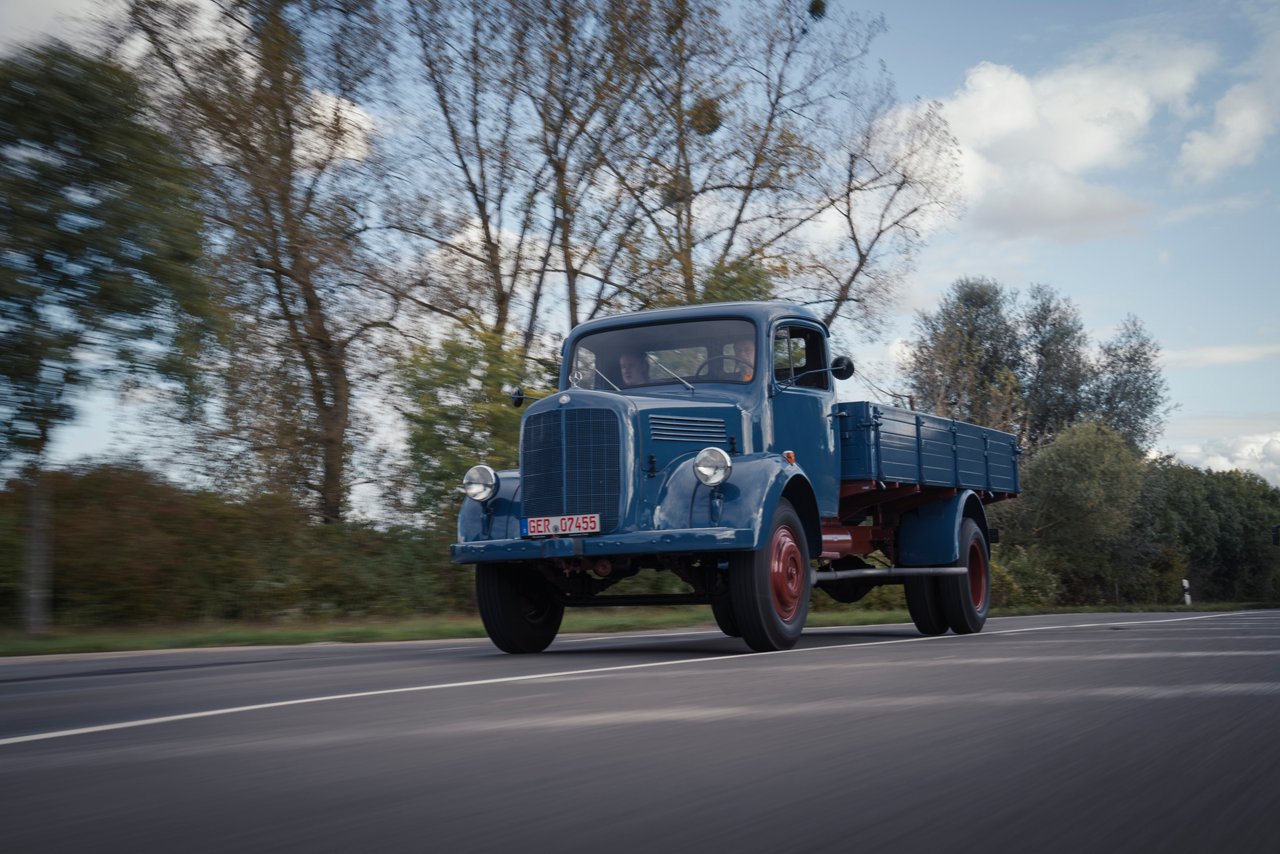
[[647, 355, 694, 392], [592, 367, 621, 391], [569, 367, 621, 392]]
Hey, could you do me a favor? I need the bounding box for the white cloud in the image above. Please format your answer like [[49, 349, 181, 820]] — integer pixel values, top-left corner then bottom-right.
[[1179, 81, 1278, 181], [1163, 343, 1280, 368], [1161, 192, 1266, 224], [1175, 432, 1280, 485], [1178, 12, 1280, 182], [940, 35, 1217, 241]]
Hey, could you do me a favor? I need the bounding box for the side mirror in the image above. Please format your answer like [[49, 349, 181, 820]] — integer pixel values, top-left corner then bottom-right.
[[831, 355, 855, 381], [510, 386, 525, 408]]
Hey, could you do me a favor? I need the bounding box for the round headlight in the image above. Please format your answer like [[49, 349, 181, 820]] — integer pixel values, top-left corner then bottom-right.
[[693, 447, 732, 486], [462, 465, 498, 502]]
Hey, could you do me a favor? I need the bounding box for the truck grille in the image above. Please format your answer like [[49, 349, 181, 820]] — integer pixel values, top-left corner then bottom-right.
[[648, 415, 727, 443], [521, 409, 621, 531]]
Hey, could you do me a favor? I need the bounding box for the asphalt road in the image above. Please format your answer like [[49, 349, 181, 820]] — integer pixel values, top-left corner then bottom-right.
[[2, 611, 1278, 853]]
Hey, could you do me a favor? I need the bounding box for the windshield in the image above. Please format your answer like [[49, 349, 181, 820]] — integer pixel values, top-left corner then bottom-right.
[[568, 318, 757, 391]]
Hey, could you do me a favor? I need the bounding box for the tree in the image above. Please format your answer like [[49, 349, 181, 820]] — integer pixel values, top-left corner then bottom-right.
[[125, 0, 408, 522], [398, 0, 960, 342], [1018, 284, 1092, 449], [904, 278, 1022, 433], [400, 332, 536, 518], [904, 279, 1170, 452], [1090, 315, 1169, 451], [614, 0, 960, 329], [992, 423, 1146, 604], [0, 42, 211, 631]]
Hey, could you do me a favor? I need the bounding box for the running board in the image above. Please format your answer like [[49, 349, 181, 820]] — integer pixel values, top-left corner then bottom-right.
[[814, 565, 968, 582]]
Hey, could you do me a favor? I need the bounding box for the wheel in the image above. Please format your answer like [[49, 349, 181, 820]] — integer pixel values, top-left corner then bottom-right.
[[475, 564, 565, 653], [692, 355, 753, 377], [938, 518, 990, 635], [728, 499, 811, 651], [904, 576, 948, 635], [710, 593, 741, 637]]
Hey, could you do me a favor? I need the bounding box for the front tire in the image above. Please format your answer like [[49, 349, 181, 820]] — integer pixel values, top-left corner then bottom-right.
[[938, 518, 990, 634], [476, 564, 565, 653], [729, 499, 811, 652]]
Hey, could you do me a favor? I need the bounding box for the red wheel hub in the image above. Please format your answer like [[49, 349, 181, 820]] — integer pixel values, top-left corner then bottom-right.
[[770, 525, 805, 621], [968, 539, 988, 610]]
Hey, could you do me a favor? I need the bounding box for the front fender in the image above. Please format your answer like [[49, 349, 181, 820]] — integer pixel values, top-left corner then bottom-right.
[[652, 453, 817, 553], [456, 468, 521, 542], [897, 489, 989, 566]]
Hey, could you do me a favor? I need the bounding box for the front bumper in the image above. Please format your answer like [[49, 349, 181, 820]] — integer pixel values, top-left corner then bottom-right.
[[450, 526, 755, 564]]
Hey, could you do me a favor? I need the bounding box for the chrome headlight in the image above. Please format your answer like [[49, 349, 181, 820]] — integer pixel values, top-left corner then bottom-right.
[[462, 465, 498, 502], [693, 447, 732, 486]]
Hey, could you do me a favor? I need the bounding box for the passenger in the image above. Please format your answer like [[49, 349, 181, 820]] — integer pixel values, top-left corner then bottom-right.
[[619, 351, 650, 387], [732, 336, 755, 381]]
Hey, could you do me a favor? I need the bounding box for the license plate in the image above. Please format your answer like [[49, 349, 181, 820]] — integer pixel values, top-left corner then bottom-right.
[[521, 513, 601, 537]]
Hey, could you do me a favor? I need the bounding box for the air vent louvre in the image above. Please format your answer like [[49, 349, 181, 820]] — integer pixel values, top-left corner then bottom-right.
[[649, 415, 728, 443]]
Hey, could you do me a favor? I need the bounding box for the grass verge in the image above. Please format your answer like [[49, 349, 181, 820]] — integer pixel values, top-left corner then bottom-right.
[[0, 602, 1271, 657]]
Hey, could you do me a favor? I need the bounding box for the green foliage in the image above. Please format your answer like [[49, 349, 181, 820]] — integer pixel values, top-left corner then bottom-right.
[[401, 332, 548, 516], [1018, 284, 1093, 448], [905, 278, 1168, 451], [994, 423, 1144, 603], [905, 277, 1023, 433], [0, 42, 211, 460], [0, 465, 476, 628], [700, 258, 775, 303], [990, 426, 1280, 607], [1090, 316, 1169, 451], [991, 546, 1062, 607]]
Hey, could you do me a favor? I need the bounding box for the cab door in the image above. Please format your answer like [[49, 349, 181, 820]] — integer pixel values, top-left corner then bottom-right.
[[769, 322, 838, 516]]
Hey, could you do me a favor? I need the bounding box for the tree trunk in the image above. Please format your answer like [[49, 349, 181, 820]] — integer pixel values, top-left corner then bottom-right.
[[23, 466, 51, 635]]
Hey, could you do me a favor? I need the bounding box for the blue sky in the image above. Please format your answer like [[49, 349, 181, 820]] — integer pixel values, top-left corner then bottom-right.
[[6, 0, 1279, 485], [848, 0, 1280, 483]]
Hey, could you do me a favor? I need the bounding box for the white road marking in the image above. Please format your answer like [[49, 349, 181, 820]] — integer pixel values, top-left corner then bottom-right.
[[0, 611, 1265, 749]]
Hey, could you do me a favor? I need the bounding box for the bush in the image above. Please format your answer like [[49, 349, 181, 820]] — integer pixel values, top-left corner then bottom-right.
[[0, 465, 464, 628], [994, 545, 1060, 607]]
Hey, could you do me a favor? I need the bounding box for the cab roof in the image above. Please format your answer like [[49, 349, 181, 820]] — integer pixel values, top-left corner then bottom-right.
[[568, 301, 828, 341]]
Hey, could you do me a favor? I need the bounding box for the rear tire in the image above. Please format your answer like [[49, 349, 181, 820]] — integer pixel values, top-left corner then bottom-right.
[[729, 500, 811, 652], [939, 519, 990, 635], [476, 564, 565, 653], [711, 594, 741, 637], [904, 576, 949, 635]]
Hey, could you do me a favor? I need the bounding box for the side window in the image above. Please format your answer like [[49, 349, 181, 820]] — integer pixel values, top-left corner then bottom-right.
[[773, 330, 792, 381], [773, 325, 828, 389]]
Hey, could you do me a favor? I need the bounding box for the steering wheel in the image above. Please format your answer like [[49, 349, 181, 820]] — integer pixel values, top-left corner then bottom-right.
[[692, 355, 754, 378]]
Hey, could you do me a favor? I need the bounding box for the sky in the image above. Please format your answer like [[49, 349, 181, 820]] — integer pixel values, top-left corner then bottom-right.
[[848, 0, 1280, 483], [5, 0, 1279, 486]]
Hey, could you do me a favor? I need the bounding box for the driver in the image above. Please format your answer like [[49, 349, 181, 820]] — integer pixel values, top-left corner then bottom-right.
[[619, 351, 650, 387]]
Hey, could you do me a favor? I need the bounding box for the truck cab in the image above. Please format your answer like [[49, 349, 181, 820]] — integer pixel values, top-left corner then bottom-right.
[[452, 302, 1018, 654]]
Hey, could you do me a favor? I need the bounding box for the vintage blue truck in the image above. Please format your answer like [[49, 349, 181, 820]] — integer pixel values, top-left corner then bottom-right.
[[452, 302, 1019, 653]]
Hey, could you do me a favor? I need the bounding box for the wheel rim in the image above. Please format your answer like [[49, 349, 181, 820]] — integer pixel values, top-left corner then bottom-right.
[[770, 525, 805, 621], [967, 539, 988, 610]]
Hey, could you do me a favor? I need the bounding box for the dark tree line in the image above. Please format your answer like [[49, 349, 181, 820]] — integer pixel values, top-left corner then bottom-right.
[[904, 277, 1169, 452], [990, 424, 1279, 606]]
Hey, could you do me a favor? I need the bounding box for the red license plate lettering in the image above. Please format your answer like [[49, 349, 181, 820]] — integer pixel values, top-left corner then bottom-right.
[[524, 514, 600, 537]]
